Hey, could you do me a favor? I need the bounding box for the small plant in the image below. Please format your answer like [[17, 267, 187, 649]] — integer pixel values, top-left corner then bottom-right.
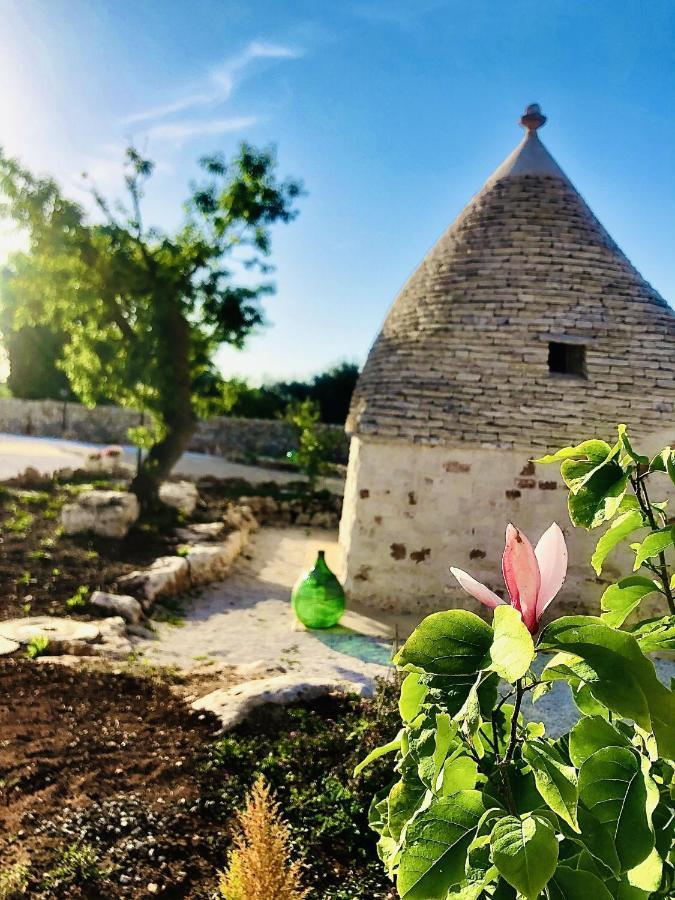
[[0, 863, 29, 898], [65, 585, 89, 608], [15, 571, 31, 587], [27, 549, 48, 561], [219, 776, 308, 900], [4, 506, 34, 537], [285, 399, 339, 491], [43, 843, 105, 888], [25, 636, 49, 659]]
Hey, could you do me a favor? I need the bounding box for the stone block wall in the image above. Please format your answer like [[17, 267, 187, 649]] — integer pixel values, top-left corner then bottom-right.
[[339, 432, 674, 618], [0, 398, 348, 463]]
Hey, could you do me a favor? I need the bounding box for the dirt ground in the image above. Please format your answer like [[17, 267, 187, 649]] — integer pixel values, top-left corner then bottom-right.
[[0, 660, 228, 898]]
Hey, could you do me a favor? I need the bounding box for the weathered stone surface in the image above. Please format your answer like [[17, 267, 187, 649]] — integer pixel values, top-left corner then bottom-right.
[[341, 110, 675, 615], [0, 398, 348, 461], [192, 674, 371, 731], [184, 530, 246, 585], [118, 556, 190, 608], [92, 616, 133, 659], [0, 636, 20, 655], [90, 590, 143, 624], [175, 521, 225, 543], [0, 616, 100, 645], [61, 490, 140, 539], [159, 481, 199, 516]]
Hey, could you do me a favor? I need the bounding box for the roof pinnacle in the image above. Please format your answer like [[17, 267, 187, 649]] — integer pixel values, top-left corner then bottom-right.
[[520, 103, 546, 132]]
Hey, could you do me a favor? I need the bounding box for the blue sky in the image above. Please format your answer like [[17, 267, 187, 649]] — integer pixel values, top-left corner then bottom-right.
[[1, 0, 673, 382]]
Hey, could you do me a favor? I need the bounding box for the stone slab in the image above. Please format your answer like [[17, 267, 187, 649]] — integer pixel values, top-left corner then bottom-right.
[[191, 673, 371, 731]]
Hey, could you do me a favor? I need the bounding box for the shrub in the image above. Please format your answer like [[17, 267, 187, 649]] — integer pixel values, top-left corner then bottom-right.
[[359, 425, 675, 899], [219, 776, 307, 900], [285, 399, 340, 490]]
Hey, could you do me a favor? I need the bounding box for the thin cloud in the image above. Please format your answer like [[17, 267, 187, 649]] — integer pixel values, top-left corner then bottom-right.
[[123, 40, 302, 127], [146, 115, 258, 144]]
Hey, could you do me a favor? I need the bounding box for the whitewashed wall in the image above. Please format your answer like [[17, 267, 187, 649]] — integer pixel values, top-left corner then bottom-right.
[[339, 433, 673, 619]]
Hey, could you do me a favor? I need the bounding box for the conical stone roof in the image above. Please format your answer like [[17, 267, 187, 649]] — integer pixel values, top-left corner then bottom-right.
[[347, 105, 675, 451]]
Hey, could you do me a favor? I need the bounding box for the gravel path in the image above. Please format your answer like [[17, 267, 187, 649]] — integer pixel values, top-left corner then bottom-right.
[[136, 527, 393, 693], [136, 526, 675, 736]]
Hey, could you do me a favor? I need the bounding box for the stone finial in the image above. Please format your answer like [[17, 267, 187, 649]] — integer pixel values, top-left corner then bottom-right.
[[520, 103, 547, 132]]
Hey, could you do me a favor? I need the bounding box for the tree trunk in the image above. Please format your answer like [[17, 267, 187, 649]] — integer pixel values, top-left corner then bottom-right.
[[130, 297, 197, 511]]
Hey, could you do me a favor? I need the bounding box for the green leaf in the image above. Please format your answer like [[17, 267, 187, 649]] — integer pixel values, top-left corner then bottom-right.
[[547, 865, 615, 900], [388, 774, 427, 842], [568, 468, 627, 530], [540, 652, 610, 718], [538, 616, 675, 759], [534, 440, 614, 466], [571, 804, 621, 876], [354, 730, 403, 776], [490, 812, 558, 900], [668, 450, 675, 487], [626, 846, 663, 893], [569, 715, 630, 767], [578, 747, 654, 871], [617, 424, 649, 466], [439, 756, 479, 795], [399, 672, 429, 722], [561, 443, 620, 494], [395, 610, 493, 677], [521, 739, 579, 831], [396, 790, 486, 899], [600, 576, 659, 627], [630, 615, 675, 653], [633, 527, 675, 569], [418, 713, 455, 789], [489, 605, 535, 683], [591, 510, 644, 575], [648, 447, 672, 472]]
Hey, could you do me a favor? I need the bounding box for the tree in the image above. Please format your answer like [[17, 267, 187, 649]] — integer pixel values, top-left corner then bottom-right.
[[0, 144, 302, 507]]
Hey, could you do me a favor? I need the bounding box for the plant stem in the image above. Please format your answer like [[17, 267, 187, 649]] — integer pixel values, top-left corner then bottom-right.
[[631, 473, 675, 614], [503, 679, 524, 765]]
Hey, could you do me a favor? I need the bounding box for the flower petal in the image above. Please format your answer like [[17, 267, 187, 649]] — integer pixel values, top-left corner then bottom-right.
[[502, 524, 541, 632], [535, 522, 568, 619], [450, 567, 505, 609]]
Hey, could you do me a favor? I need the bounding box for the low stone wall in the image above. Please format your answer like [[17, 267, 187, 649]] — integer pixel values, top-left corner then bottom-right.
[[0, 398, 349, 463]]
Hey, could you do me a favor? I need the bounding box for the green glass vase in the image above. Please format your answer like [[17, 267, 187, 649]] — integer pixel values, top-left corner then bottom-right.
[[291, 550, 346, 629]]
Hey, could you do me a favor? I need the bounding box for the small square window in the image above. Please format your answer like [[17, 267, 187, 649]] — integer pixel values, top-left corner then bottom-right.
[[548, 342, 587, 379]]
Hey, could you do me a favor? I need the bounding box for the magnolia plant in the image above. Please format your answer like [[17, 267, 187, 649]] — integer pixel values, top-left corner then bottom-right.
[[357, 425, 675, 899]]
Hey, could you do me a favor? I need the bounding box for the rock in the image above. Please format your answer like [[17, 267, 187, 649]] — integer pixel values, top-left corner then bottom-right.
[[232, 660, 286, 678], [0, 636, 20, 655], [309, 511, 335, 529], [90, 590, 144, 624], [159, 481, 199, 516], [174, 521, 225, 543], [0, 616, 100, 645], [118, 556, 190, 609], [90, 616, 133, 659], [127, 623, 157, 640], [191, 674, 371, 731], [185, 530, 245, 585], [295, 512, 311, 526], [61, 490, 140, 539]]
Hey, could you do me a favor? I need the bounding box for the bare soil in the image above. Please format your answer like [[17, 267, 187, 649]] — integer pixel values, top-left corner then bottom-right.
[[0, 482, 176, 621], [0, 660, 227, 898]]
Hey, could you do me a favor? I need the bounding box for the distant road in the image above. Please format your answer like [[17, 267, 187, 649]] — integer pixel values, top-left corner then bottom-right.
[[0, 433, 344, 493]]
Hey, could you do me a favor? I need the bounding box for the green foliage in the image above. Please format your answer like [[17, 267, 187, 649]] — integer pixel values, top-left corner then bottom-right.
[[220, 361, 359, 424], [65, 584, 89, 608], [285, 398, 340, 489], [0, 863, 29, 898], [43, 843, 105, 889], [0, 142, 301, 504], [357, 496, 675, 900], [201, 687, 399, 899], [537, 425, 675, 625], [25, 635, 49, 659]]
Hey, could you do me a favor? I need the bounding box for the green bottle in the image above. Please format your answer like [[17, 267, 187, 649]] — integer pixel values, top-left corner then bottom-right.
[[291, 550, 346, 629]]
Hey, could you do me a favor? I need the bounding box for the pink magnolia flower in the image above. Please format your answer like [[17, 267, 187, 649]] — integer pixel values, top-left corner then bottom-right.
[[450, 523, 568, 635]]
